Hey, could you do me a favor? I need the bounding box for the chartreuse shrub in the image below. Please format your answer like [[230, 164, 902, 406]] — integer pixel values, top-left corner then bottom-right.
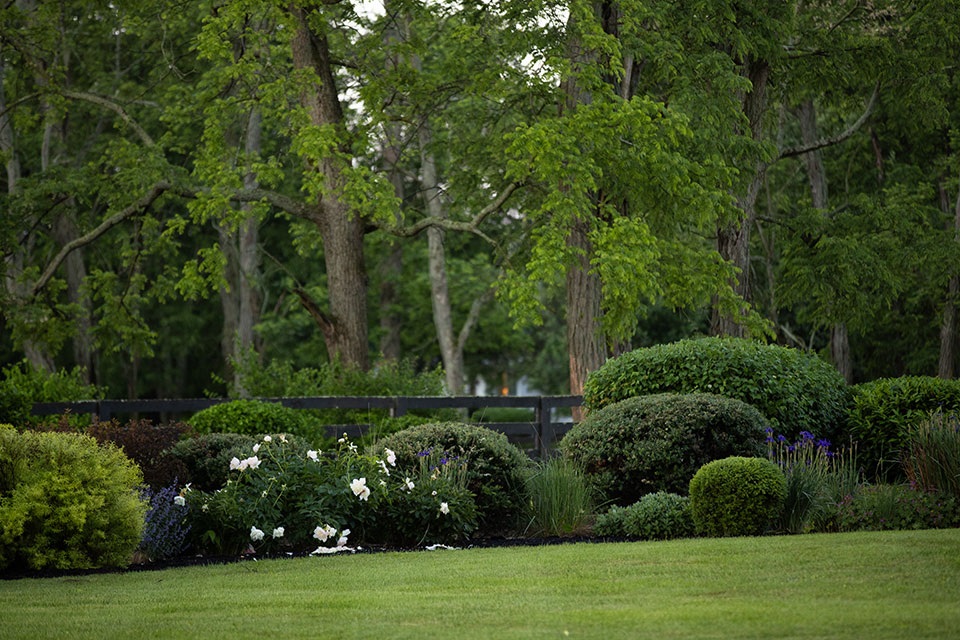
[[188, 399, 328, 446], [0, 424, 146, 571], [562, 393, 768, 505], [0, 360, 102, 429], [583, 337, 852, 443], [378, 422, 531, 534], [594, 492, 695, 540], [689, 456, 786, 537], [848, 377, 960, 481], [183, 434, 476, 554], [161, 432, 258, 491]]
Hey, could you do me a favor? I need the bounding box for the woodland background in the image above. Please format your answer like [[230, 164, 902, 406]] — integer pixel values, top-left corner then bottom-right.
[[1, 0, 959, 400]]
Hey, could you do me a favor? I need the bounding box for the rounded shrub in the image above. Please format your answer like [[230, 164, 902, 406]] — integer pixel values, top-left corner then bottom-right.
[[87, 418, 193, 490], [594, 492, 694, 540], [848, 376, 960, 481], [688, 456, 786, 537], [0, 425, 147, 571], [582, 337, 852, 443], [188, 399, 327, 445], [378, 422, 531, 534], [561, 393, 769, 505], [161, 432, 259, 491]]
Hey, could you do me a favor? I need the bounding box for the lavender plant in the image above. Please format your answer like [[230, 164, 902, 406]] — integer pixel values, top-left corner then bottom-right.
[[138, 482, 191, 561]]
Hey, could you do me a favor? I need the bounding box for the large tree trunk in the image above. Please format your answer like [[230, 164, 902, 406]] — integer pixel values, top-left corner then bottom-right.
[[939, 178, 960, 378], [566, 216, 606, 401], [798, 99, 852, 381], [711, 57, 770, 337], [289, 6, 369, 371]]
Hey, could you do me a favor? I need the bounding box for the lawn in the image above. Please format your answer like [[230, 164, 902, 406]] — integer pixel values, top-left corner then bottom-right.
[[2, 528, 959, 639]]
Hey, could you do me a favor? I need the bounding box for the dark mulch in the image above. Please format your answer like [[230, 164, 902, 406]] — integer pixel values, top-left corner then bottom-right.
[[1, 535, 629, 581]]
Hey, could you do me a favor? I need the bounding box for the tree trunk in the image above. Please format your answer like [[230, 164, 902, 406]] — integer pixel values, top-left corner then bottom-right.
[[566, 216, 606, 402], [939, 178, 960, 378], [711, 57, 770, 337], [289, 6, 369, 371]]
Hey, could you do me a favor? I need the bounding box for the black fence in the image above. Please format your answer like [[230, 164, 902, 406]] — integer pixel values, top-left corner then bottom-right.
[[32, 395, 583, 458]]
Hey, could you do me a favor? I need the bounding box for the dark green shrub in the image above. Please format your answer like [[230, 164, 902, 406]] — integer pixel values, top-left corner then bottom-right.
[[689, 456, 786, 537], [0, 425, 146, 571], [378, 422, 531, 535], [594, 492, 694, 540], [834, 484, 960, 532], [188, 399, 327, 445], [0, 360, 102, 429], [848, 377, 960, 481], [583, 337, 852, 443], [561, 393, 768, 505], [87, 418, 193, 490], [162, 432, 258, 491]]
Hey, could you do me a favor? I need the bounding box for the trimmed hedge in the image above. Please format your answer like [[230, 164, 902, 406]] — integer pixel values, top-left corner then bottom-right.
[[378, 422, 531, 535], [187, 399, 327, 446], [0, 425, 146, 571], [689, 456, 786, 537], [561, 392, 769, 505], [848, 376, 960, 480], [582, 337, 851, 443]]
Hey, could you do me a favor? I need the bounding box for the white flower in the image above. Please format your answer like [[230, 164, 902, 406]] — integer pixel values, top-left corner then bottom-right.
[[403, 477, 415, 491], [378, 459, 390, 476], [312, 545, 354, 555], [440, 502, 450, 515], [246, 456, 261, 470], [307, 450, 319, 461], [250, 526, 265, 542], [337, 529, 351, 547], [348, 442, 357, 452], [431, 490, 437, 496], [350, 477, 370, 501], [313, 524, 337, 542], [173, 495, 186, 507], [253, 443, 261, 453], [278, 434, 287, 443], [183, 483, 192, 492], [263, 435, 272, 442], [201, 503, 209, 512], [385, 448, 396, 466], [229, 457, 241, 471], [272, 527, 285, 539]]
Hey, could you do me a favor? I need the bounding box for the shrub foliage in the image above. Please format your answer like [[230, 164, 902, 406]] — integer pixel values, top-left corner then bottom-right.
[[188, 399, 327, 445], [582, 337, 851, 442], [0, 425, 146, 571], [378, 422, 531, 534], [161, 432, 259, 492], [87, 418, 193, 490], [562, 393, 768, 505], [848, 377, 960, 480], [594, 492, 694, 540], [688, 456, 786, 537]]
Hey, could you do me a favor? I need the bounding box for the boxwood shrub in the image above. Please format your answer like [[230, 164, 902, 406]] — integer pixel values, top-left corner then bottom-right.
[[848, 376, 960, 481], [0, 425, 146, 572], [689, 456, 786, 537], [188, 399, 327, 446], [582, 337, 851, 443], [378, 422, 531, 535], [561, 392, 768, 505], [593, 492, 695, 540]]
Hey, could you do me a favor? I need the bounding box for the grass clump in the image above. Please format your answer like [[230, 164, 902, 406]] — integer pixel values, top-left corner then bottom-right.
[[522, 456, 594, 536]]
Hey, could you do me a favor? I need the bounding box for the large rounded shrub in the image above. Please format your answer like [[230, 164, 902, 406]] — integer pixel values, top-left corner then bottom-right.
[[848, 376, 960, 480], [688, 456, 786, 537], [161, 432, 259, 491], [378, 422, 531, 534], [188, 399, 327, 445], [562, 393, 768, 505], [582, 337, 851, 443], [0, 425, 146, 571]]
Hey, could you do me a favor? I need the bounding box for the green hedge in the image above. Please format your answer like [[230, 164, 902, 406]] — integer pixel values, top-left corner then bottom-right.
[[0, 425, 146, 571], [582, 337, 851, 443], [689, 456, 786, 537], [848, 376, 960, 480], [188, 399, 327, 446], [561, 393, 768, 505]]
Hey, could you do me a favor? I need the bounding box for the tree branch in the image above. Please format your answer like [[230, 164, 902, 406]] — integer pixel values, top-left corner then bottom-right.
[[387, 182, 521, 243], [61, 90, 156, 147], [778, 82, 880, 160], [31, 181, 172, 297]]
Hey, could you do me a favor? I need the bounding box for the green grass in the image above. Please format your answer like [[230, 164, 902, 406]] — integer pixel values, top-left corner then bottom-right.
[[3, 529, 960, 639]]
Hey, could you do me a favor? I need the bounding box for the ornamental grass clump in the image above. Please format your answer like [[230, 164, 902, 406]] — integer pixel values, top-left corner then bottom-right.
[[522, 456, 595, 537], [689, 456, 786, 537], [902, 411, 960, 500]]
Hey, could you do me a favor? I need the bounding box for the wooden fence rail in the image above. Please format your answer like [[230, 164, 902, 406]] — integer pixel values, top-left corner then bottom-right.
[[32, 395, 583, 458]]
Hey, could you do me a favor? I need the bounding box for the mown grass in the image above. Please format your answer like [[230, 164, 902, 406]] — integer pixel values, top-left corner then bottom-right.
[[2, 529, 959, 639]]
